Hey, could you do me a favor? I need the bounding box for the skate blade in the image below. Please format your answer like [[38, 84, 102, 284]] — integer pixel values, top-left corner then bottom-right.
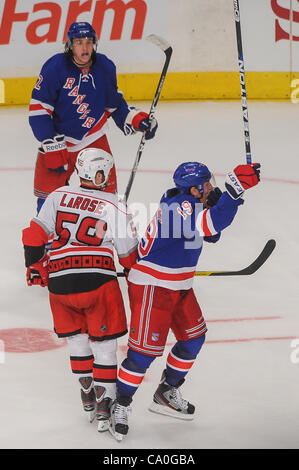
[[108, 424, 125, 442], [148, 402, 194, 421], [97, 419, 109, 432]]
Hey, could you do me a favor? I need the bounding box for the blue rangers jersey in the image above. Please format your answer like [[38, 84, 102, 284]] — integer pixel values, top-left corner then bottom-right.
[[29, 52, 134, 152], [128, 188, 244, 290]]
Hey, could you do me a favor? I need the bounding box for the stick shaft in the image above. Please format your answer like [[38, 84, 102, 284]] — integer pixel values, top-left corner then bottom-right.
[[124, 40, 172, 202], [234, 0, 252, 164], [117, 240, 276, 278]]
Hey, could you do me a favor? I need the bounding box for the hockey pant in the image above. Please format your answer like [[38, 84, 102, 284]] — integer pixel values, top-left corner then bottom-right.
[[34, 134, 117, 208], [116, 283, 207, 397], [49, 280, 127, 341]]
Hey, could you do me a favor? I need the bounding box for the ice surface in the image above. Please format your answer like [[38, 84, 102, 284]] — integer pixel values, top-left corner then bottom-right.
[[0, 101, 298, 450]]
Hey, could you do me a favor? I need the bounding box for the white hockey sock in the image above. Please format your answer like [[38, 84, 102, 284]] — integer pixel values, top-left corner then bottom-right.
[[67, 334, 94, 386], [89, 339, 118, 400]]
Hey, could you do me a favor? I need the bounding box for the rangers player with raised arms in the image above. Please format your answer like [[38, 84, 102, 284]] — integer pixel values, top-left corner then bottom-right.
[[22, 148, 138, 432], [29, 21, 158, 212], [107, 160, 261, 441]]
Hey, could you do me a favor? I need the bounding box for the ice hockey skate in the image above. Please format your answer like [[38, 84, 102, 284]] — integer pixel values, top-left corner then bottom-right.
[[94, 385, 112, 432], [79, 377, 96, 423], [108, 396, 132, 442], [148, 371, 195, 420]]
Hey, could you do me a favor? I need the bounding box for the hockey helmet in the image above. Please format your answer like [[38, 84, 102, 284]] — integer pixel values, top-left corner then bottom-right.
[[75, 148, 113, 188], [173, 162, 212, 193], [67, 22, 98, 47]]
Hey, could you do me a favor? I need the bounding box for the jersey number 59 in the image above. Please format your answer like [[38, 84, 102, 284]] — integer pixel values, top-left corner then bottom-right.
[[53, 211, 107, 249]]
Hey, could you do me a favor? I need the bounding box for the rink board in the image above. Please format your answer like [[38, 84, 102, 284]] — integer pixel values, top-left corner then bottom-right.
[[1, 71, 299, 106]]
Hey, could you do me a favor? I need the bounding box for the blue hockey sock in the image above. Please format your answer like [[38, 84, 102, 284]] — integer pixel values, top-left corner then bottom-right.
[[165, 335, 206, 386], [116, 348, 155, 397]]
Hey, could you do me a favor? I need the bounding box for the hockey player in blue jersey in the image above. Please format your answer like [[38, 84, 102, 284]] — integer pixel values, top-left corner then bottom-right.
[[108, 160, 261, 441], [29, 22, 158, 212]]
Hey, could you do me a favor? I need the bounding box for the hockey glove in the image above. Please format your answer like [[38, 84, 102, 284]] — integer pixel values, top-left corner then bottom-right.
[[225, 163, 261, 199], [39, 135, 69, 171], [206, 187, 223, 207], [132, 112, 158, 140], [26, 255, 49, 287]]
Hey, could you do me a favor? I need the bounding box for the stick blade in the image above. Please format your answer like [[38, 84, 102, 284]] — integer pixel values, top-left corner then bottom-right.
[[239, 239, 276, 275], [146, 34, 172, 53], [194, 239, 276, 277]]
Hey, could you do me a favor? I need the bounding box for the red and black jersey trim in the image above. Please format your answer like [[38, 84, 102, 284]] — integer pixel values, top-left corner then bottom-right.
[[48, 254, 116, 274], [48, 272, 115, 295]]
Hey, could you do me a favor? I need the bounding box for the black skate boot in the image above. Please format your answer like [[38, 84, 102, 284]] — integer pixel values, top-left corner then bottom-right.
[[94, 385, 112, 432], [108, 396, 132, 442], [79, 377, 96, 423], [149, 370, 195, 420]]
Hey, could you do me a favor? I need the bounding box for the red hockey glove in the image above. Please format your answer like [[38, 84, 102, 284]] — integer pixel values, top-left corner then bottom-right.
[[26, 255, 49, 287], [132, 112, 158, 140], [225, 163, 261, 199], [39, 135, 69, 171]]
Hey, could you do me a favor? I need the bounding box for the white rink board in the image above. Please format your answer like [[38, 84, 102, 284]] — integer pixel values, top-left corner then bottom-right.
[[0, 0, 299, 77]]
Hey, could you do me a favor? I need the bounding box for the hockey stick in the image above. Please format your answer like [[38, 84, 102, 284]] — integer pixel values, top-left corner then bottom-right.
[[117, 239, 276, 277], [234, 0, 252, 164], [194, 239, 276, 276], [124, 35, 173, 202]]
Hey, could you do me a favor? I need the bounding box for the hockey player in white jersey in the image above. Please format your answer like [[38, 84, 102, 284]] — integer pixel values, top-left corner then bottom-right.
[[108, 160, 261, 441], [22, 148, 138, 432]]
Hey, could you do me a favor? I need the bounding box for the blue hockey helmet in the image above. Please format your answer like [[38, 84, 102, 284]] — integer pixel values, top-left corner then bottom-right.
[[67, 22, 98, 47], [173, 162, 212, 193]]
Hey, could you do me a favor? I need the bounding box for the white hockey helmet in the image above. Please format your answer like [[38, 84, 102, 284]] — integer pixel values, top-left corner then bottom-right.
[[75, 148, 113, 187]]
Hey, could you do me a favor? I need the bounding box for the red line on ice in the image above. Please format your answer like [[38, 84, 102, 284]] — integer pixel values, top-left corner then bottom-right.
[[205, 336, 296, 344], [1, 167, 299, 185], [206, 315, 281, 323]]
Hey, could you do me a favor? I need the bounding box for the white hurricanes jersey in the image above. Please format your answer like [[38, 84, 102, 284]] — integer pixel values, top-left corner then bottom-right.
[[33, 185, 138, 294]]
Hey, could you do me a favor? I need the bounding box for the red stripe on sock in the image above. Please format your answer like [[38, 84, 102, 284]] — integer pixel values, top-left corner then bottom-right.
[[118, 366, 145, 386], [93, 365, 117, 381], [167, 352, 194, 371]]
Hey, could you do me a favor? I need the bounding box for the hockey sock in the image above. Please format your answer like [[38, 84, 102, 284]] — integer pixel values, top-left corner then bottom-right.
[[89, 339, 118, 400], [165, 335, 206, 386], [117, 348, 155, 397], [67, 334, 94, 385]]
